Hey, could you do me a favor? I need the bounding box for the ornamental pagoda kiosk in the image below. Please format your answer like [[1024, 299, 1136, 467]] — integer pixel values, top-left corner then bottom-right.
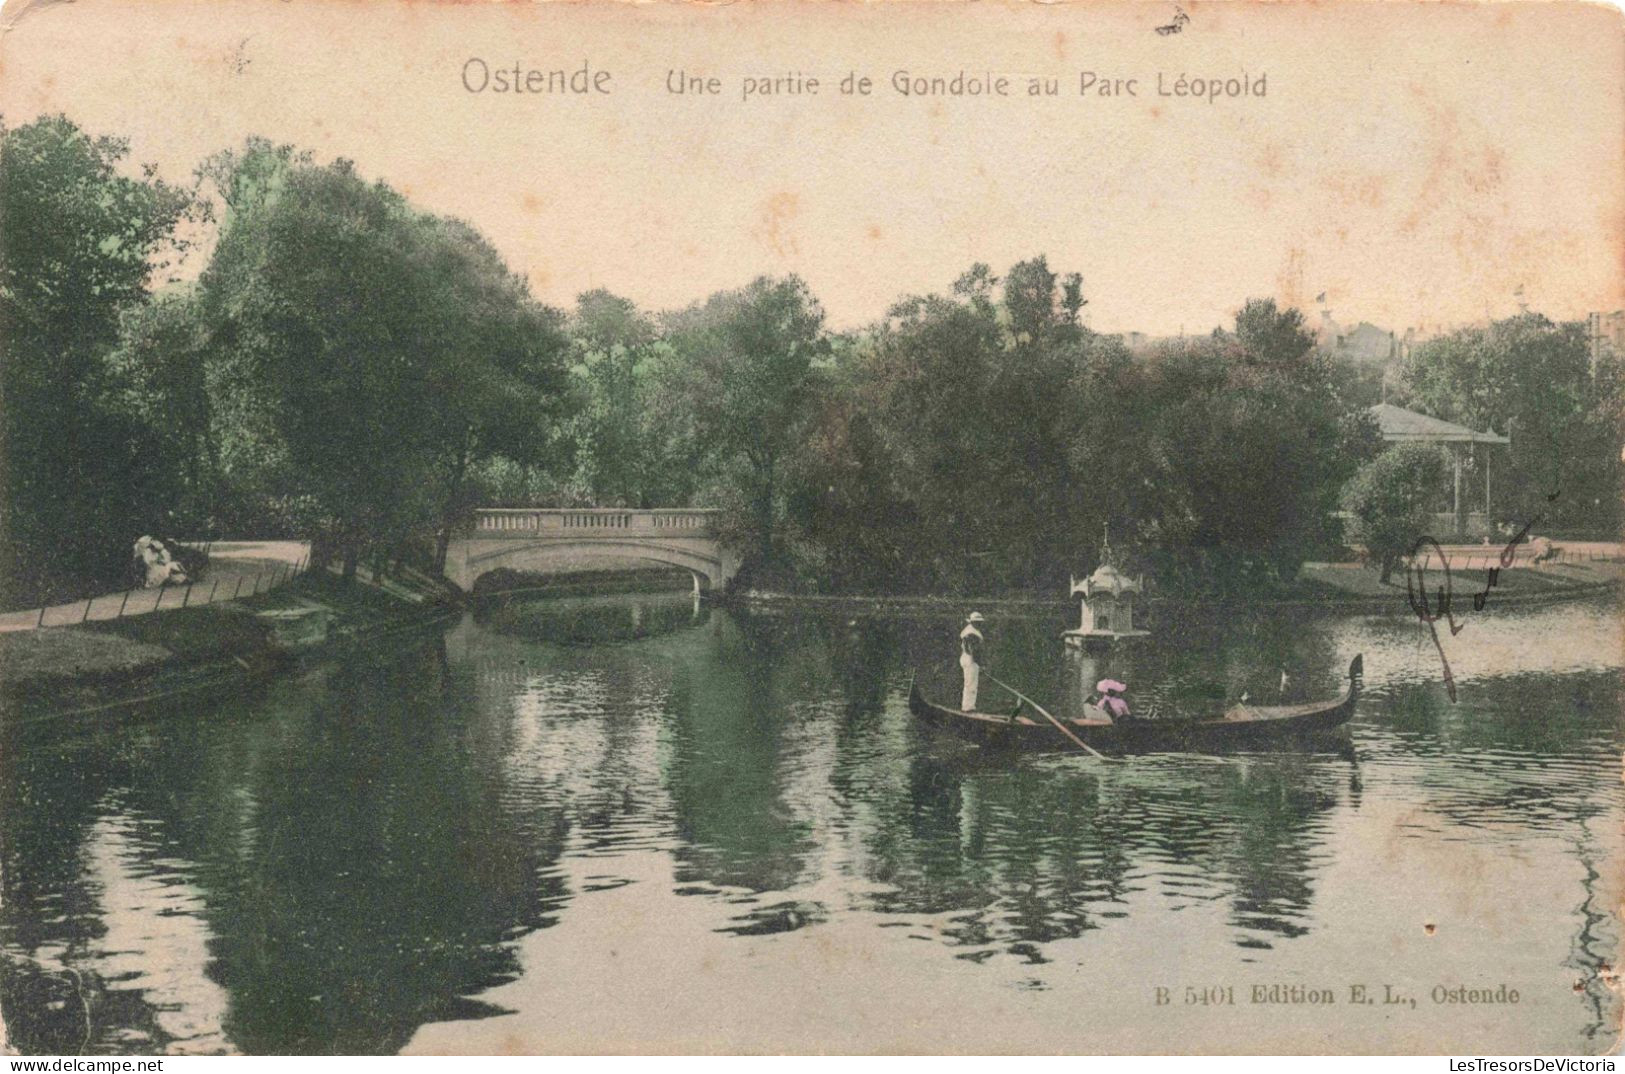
[[1062, 531, 1148, 651]]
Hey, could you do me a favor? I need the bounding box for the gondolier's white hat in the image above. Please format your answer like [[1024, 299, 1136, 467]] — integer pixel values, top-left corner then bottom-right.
[[965, 611, 986, 623]]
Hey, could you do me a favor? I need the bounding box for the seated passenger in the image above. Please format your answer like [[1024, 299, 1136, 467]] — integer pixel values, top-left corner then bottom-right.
[[1095, 679, 1131, 721]]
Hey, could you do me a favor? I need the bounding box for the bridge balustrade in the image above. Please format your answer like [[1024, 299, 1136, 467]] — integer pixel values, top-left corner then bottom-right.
[[471, 508, 719, 537]]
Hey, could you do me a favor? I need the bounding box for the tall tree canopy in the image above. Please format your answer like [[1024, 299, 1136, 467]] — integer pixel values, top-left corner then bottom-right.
[[0, 116, 199, 603], [1136, 299, 1378, 585], [1399, 314, 1622, 532], [664, 276, 828, 575], [797, 282, 1376, 594], [1343, 444, 1449, 584], [562, 289, 704, 509], [8, 118, 1606, 607], [795, 258, 1129, 593], [196, 146, 569, 574]]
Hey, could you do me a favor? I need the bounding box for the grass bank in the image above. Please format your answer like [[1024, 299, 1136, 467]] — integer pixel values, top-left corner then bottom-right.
[[0, 571, 456, 718], [1294, 560, 1624, 607]]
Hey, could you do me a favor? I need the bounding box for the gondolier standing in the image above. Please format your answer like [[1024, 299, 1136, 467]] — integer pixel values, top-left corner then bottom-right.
[[960, 612, 986, 711]]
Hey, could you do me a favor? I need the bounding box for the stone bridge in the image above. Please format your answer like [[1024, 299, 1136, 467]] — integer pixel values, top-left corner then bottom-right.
[[444, 508, 740, 593]]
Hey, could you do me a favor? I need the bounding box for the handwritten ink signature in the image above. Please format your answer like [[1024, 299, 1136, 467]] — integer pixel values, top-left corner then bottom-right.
[[1406, 489, 1559, 701], [1155, 7, 1190, 35], [1405, 536, 1461, 701]]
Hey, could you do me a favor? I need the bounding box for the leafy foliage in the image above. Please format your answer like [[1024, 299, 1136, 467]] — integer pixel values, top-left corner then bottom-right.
[[796, 281, 1375, 594], [1342, 444, 1449, 583], [0, 116, 200, 603], [1133, 301, 1379, 586], [1397, 314, 1622, 532], [195, 145, 570, 574], [662, 276, 828, 575], [8, 117, 1613, 609], [559, 289, 703, 508], [795, 260, 1108, 592]]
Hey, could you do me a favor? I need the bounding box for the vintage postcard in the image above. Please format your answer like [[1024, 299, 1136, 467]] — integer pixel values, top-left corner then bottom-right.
[[0, 0, 1621, 1057]]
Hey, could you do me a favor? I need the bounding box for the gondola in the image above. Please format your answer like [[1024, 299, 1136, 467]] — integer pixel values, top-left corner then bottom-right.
[[908, 654, 1363, 753]]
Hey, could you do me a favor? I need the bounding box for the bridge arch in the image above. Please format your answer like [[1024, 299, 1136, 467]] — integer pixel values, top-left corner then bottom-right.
[[443, 509, 739, 594], [458, 538, 726, 592]]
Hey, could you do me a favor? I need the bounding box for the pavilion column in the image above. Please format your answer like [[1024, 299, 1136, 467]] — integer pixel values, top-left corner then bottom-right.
[[1484, 449, 1491, 521], [1452, 445, 1465, 537]]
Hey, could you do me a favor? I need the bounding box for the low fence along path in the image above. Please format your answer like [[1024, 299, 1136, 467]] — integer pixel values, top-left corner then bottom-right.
[[0, 541, 311, 632]]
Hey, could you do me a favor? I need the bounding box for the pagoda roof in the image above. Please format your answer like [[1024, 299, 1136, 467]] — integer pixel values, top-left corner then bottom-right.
[[1071, 563, 1141, 598], [1369, 403, 1509, 445]]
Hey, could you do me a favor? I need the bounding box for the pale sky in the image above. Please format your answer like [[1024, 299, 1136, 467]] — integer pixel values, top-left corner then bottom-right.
[[2, 0, 1621, 335]]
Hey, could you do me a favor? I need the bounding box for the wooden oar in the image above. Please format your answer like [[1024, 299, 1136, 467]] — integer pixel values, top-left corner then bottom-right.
[[985, 672, 1111, 760]]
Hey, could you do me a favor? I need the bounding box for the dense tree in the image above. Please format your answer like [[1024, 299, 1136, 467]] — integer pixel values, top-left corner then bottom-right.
[[12, 115, 1608, 608], [1343, 444, 1450, 583], [802, 288, 1382, 595], [173, 149, 299, 534], [795, 259, 1126, 594], [0, 116, 199, 604], [196, 147, 570, 577], [201, 156, 433, 572], [410, 216, 571, 570], [1135, 300, 1379, 586], [102, 292, 216, 529], [565, 290, 655, 504], [664, 276, 828, 576], [798, 290, 1006, 591], [1398, 314, 1622, 533], [560, 290, 704, 509]]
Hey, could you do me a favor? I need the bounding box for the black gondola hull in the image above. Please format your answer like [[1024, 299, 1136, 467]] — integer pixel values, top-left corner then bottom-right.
[[908, 655, 1362, 753]]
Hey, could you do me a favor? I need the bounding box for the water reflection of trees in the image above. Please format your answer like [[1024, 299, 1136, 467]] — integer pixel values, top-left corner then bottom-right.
[[1218, 760, 1339, 942], [850, 748, 1342, 956], [477, 591, 706, 647], [786, 607, 1351, 955], [192, 648, 572, 1053], [1, 638, 576, 1054], [1370, 670, 1621, 843], [647, 609, 1354, 958], [2, 717, 147, 1052], [1133, 607, 1347, 712], [661, 616, 818, 895], [9, 602, 1615, 1052]]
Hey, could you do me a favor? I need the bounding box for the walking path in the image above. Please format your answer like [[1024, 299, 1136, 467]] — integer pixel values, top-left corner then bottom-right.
[[0, 541, 310, 632]]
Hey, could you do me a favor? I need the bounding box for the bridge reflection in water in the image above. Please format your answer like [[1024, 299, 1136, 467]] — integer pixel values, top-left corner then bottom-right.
[[459, 590, 709, 669]]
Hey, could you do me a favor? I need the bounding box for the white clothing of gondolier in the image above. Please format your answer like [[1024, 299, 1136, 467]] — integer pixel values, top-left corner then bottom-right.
[[959, 612, 986, 712]]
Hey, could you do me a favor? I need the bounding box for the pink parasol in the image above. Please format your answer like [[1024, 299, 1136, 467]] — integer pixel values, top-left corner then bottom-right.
[[1096, 679, 1127, 693]]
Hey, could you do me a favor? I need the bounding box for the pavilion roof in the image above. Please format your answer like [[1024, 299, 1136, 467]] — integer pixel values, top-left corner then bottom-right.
[[1369, 403, 1509, 445]]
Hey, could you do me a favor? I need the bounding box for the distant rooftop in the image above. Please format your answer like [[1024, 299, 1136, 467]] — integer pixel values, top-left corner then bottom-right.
[[1370, 403, 1509, 444]]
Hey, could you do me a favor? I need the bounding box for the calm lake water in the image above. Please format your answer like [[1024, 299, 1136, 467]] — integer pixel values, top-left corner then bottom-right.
[[2, 592, 1620, 1054]]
